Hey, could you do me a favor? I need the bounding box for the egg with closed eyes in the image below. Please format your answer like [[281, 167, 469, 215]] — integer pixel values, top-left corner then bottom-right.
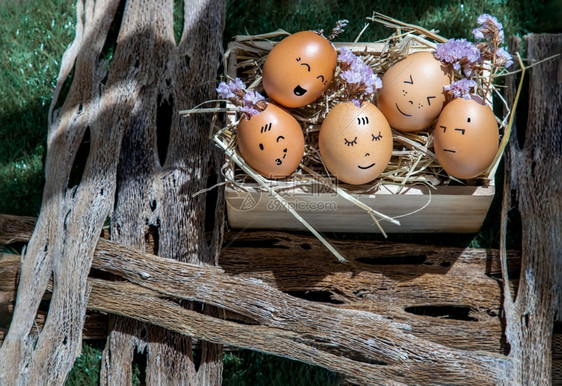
[[319, 102, 393, 185], [262, 31, 337, 108], [377, 51, 453, 132], [237, 103, 305, 179]]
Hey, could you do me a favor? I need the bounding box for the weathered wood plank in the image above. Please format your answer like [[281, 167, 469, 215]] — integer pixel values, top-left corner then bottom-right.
[[220, 231, 518, 354]]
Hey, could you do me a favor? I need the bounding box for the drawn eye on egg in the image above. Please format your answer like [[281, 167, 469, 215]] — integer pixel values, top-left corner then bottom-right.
[[344, 137, 358, 146], [371, 131, 383, 141]]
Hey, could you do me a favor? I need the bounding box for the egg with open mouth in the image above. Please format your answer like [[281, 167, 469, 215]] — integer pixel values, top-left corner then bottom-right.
[[262, 31, 337, 108], [319, 102, 393, 185], [237, 103, 305, 179]]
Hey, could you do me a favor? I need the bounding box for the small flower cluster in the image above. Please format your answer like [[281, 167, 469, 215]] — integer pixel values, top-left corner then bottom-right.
[[327, 19, 349, 41], [434, 13, 513, 101], [444, 78, 478, 100], [473, 14, 513, 68], [216, 78, 267, 118], [433, 39, 481, 77], [338, 47, 382, 107], [315, 19, 349, 41]]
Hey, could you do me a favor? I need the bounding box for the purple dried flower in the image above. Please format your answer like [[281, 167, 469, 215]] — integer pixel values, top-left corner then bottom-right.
[[327, 19, 349, 41], [340, 69, 362, 84], [495, 47, 513, 68], [239, 105, 261, 117], [364, 73, 382, 95], [477, 14, 503, 30], [216, 81, 234, 99], [338, 49, 382, 105], [243, 90, 265, 106], [229, 77, 246, 94], [216, 78, 266, 118], [339, 47, 360, 70], [473, 14, 505, 44], [434, 39, 481, 77], [444, 78, 478, 99]]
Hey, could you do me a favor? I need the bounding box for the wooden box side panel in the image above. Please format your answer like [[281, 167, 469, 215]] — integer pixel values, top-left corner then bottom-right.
[[226, 184, 495, 233]]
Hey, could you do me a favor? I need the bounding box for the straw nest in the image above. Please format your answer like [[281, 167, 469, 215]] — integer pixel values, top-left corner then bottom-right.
[[214, 14, 512, 195]]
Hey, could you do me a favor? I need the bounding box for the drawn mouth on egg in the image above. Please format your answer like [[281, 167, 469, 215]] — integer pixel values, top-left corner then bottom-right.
[[395, 103, 412, 117], [443, 149, 457, 153], [275, 148, 288, 165], [357, 162, 376, 170], [293, 85, 307, 96]]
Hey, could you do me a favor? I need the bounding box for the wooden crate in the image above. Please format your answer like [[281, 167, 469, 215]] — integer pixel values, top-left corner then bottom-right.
[[226, 182, 494, 233], [224, 40, 500, 234]]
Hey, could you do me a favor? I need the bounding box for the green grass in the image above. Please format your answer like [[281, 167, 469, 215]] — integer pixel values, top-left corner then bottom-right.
[[0, 0, 75, 216], [1, 0, 559, 384]]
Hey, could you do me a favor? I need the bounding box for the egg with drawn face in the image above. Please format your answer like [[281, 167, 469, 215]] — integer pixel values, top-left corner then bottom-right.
[[319, 102, 393, 185], [377, 51, 453, 132], [434, 97, 499, 179], [237, 103, 305, 179], [262, 31, 337, 108]]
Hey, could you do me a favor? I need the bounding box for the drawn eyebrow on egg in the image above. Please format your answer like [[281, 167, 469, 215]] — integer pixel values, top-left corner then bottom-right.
[[357, 116, 369, 125], [404, 75, 414, 84], [301, 63, 311, 71], [427, 96, 436, 105], [260, 123, 272, 133], [317, 75, 325, 82]]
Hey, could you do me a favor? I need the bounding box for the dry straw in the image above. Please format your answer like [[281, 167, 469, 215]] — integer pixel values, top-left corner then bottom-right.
[[181, 13, 522, 262]]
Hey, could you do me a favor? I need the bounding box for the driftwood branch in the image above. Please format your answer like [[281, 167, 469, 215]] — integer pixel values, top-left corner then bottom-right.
[[1, 214, 520, 384], [501, 34, 562, 384], [0, 0, 225, 383], [0, 0, 128, 382]]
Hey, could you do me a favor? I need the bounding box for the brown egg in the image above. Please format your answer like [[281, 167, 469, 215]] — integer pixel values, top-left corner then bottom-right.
[[434, 98, 499, 179], [377, 51, 452, 132], [237, 103, 305, 179], [262, 31, 337, 108], [319, 102, 393, 185]]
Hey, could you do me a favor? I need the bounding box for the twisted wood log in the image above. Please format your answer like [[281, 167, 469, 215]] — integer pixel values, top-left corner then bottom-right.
[[0, 0, 225, 383], [3, 214, 562, 383], [501, 34, 562, 385], [0, 0, 128, 382], [97, 1, 225, 385], [1, 215, 517, 384]]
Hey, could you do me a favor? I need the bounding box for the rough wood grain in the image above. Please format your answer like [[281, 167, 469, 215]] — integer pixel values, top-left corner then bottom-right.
[[3, 215, 562, 383], [96, 0, 225, 385], [501, 34, 562, 385], [0, 0, 225, 383], [0, 0, 128, 383]]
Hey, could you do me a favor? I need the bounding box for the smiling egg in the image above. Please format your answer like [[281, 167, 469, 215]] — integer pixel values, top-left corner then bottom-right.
[[319, 102, 393, 185], [377, 51, 452, 132], [237, 103, 305, 179], [434, 98, 499, 179], [262, 31, 337, 108]]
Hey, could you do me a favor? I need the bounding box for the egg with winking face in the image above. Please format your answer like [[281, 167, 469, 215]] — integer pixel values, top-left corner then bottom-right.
[[377, 51, 453, 132], [237, 103, 305, 179]]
